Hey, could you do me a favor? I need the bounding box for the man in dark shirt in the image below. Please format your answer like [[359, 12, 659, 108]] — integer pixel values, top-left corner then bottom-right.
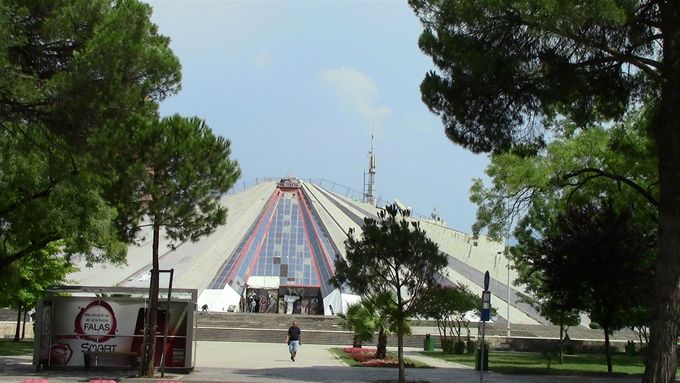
[[286, 320, 302, 361]]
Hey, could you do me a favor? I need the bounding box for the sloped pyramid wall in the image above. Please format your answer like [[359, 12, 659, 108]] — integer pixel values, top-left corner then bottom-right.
[[68, 178, 543, 323]]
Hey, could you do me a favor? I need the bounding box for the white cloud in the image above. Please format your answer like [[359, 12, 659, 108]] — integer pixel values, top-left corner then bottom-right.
[[320, 67, 390, 129], [253, 51, 272, 67]]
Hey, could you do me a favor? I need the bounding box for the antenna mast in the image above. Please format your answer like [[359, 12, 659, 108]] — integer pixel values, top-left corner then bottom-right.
[[364, 135, 377, 206]]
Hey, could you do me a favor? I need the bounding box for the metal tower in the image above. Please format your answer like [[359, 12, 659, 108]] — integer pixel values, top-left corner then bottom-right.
[[363, 135, 376, 206]]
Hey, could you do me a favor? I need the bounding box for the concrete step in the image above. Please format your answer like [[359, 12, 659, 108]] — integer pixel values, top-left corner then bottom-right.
[[195, 326, 437, 349], [197, 312, 346, 332], [192, 311, 637, 353], [0, 308, 18, 322]]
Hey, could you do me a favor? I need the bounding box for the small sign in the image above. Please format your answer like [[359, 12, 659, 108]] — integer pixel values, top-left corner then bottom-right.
[[481, 291, 491, 321]]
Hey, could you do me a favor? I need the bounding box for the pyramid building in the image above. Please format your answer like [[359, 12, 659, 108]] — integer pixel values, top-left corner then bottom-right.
[[68, 177, 546, 325]]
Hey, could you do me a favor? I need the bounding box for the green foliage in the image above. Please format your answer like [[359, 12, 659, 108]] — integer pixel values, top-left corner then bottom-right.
[[0, 340, 34, 356], [468, 111, 655, 369], [330, 348, 431, 368], [440, 339, 466, 354], [0, 0, 183, 355], [99, 114, 240, 246], [533, 299, 581, 331], [542, 350, 558, 369], [440, 339, 454, 354], [333, 205, 447, 315], [0, 122, 128, 270], [0, 2, 238, 374], [470, 117, 657, 242], [468, 113, 655, 360], [409, 2, 678, 379], [99, 114, 239, 376], [518, 202, 655, 330], [426, 350, 665, 376], [0, 0, 180, 140], [516, 202, 655, 373], [418, 284, 478, 346], [0, 241, 76, 310], [332, 204, 447, 382], [410, 0, 660, 154], [0, 0, 182, 270], [341, 303, 377, 344], [341, 294, 410, 359], [465, 340, 476, 354]]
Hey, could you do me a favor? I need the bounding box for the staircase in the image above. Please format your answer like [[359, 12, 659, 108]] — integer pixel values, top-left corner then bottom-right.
[[195, 311, 639, 351], [0, 308, 18, 322], [195, 312, 436, 348]]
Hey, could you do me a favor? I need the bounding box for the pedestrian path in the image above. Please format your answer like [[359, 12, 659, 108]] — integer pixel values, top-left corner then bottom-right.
[[0, 341, 641, 383], [402, 350, 471, 369]]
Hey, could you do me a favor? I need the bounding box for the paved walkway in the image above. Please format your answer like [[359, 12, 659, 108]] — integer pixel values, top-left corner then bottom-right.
[[0, 341, 642, 383]]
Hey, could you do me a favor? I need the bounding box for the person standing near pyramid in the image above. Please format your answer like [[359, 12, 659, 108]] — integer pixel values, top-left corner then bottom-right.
[[286, 320, 302, 361]]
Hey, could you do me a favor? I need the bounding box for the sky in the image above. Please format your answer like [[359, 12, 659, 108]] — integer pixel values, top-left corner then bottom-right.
[[147, 0, 490, 233]]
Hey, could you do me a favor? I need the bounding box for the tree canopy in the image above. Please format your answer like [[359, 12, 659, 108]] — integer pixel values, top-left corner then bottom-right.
[[0, 4, 242, 377], [100, 114, 240, 377], [516, 201, 655, 372], [418, 284, 478, 350], [0, 0, 182, 272], [470, 113, 658, 241], [471, 108, 656, 365], [410, 2, 678, 380], [0, 241, 75, 314], [340, 292, 406, 359], [333, 204, 447, 383], [410, 0, 660, 154]]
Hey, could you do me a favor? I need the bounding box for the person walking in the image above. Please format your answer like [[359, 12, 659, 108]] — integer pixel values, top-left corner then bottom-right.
[[286, 320, 302, 361]]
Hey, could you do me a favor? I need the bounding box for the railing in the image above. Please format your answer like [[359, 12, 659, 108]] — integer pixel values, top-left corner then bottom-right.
[[225, 177, 464, 235], [225, 177, 281, 195], [307, 178, 386, 206]]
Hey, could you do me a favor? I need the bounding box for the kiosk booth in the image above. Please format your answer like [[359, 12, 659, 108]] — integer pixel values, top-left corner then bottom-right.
[[33, 286, 197, 372]]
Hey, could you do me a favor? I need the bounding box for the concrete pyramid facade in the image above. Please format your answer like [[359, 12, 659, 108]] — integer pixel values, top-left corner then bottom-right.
[[68, 177, 545, 324]]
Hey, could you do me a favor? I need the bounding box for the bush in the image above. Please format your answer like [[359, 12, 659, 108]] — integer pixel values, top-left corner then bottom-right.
[[542, 350, 558, 368], [466, 340, 476, 354], [343, 347, 377, 361], [589, 322, 601, 330], [342, 347, 415, 367], [477, 341, 491, 353], [441, 339, 454, 354], [564, 342, 575, 355], [454, 341, 466, 354]]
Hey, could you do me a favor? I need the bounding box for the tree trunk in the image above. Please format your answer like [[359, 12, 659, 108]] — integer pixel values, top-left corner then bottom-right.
[[21, 307, 27, 340], [465, 321, 471, 341], [436, 319, 445, 349], [14, 305, 21, 342], [397, 318, 405, 383], [559, 321, 564, 364], [140, 223, 161, 377], [376, 327, 387, 359], [353, 334, 362, 348], [603, 327, 612, 374], [644, 3, 680, 383], [454, 319, 462, 343]]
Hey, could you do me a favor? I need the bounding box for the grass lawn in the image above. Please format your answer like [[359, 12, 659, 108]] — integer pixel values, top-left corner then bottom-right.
[[330, 348, 431, 368], [0, 339, 34, 356], [421, 350, 670, 376]]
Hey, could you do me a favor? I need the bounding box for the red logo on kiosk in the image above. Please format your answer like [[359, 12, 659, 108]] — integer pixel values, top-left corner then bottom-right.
[[50, 342, 73, 365], [74, 300, 117, 342]]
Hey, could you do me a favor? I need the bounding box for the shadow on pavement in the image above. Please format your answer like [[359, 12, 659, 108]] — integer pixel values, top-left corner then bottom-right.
[[207, 365, 458, 383]]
